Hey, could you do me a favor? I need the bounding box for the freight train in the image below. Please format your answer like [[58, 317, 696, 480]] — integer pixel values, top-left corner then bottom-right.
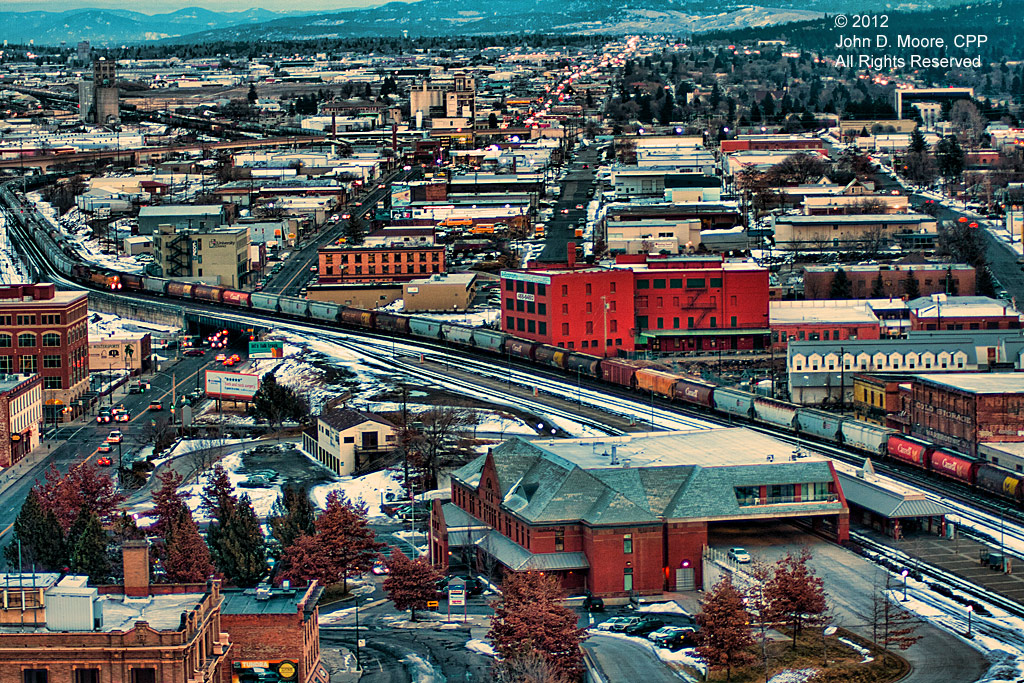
[[4, 180, 1022, 507]]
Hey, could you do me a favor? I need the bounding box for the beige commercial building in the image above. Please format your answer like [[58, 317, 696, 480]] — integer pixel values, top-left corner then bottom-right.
[[404, 273, 477, 312], [307, 283, 403, 309], [605, 219, 702, 255], [303, 407, 398, 476], [154, 224, 251, 288], [772, 213, 937, 251], [410, 74, 476, 123]]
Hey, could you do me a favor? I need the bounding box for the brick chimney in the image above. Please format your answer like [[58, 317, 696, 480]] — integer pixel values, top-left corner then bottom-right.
[[123, 540, 150, 597], [567, 241, 577, 269]]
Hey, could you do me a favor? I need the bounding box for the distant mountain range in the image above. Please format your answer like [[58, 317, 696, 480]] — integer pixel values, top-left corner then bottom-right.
[[0, 7, 298, 45], [2, 0, 978, 46]]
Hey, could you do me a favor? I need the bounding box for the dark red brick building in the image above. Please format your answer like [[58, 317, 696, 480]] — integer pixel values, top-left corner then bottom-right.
[[432, 430, 847, 598], [219, 583, 327, 683], [908, 295, 1022, 332], [0, 283, 89, 422], [500, 255, 770, 357]]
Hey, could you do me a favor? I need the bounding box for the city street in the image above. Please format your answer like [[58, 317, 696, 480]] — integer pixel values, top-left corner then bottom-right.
[[539, 144, 601, 263]]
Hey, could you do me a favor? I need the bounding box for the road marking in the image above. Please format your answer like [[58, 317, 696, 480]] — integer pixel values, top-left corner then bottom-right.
[[130, 359, 211, 424], [589, 613, 595, 626]]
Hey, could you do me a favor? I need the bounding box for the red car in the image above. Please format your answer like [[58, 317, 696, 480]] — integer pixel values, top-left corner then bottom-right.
[[97, 456, 112, 466], [184, 348, 205, 357]]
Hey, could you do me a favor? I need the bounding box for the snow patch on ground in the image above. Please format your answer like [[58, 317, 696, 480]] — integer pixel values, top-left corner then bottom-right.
[[399, 653, 445, 683], [838, 637, 874, 664], [588, 631, 706, 678], [308, 467, 405, 518], [767, 670, 817, 683], [465, 639, 497, 657], [637, 601, 689, 615]]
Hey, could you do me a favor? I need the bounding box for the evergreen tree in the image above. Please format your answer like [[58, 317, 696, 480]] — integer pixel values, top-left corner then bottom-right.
[[944, 267, 959, 295], [828, 268, 853, 299], [247, 83, 258, 105], [214, 495, 266, 587], [870, 272, 886, 298], [935, 136, 965, 183], [904, 272, 922, 299], [382, 549, 442, 620], [250, 373, 310, 429], [696, 575, 755, 682], [164, 514, 213, 583], [69, 508, 111, 584], [4, 490, 67, 571], [269, 486, 316, 559], [343, 214, 365, 245], [909, 127, 928, 154], [488, 112, 498, 129], [201, 464, 237, 523]]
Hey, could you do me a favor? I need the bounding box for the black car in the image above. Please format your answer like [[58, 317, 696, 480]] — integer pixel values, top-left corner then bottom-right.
[[649, 626, 698, 650], [436, 576, 485, 596], [582, 594, 605, 612], [625, 618, 665, 637]]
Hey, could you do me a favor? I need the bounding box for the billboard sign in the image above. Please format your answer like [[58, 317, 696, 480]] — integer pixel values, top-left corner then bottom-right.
[[231, 659, 298, 683], [391, 183, 412, 207], [249, 341, 284, 359], [205, 370, 260, 401]]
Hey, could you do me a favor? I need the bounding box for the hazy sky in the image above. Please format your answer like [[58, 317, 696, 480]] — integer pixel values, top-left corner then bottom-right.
[[1, 0, 393, 12]]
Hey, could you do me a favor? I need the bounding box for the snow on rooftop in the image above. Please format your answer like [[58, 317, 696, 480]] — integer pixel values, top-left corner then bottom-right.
[[97, 592, 204, 632], [770, 300, 880, 325]]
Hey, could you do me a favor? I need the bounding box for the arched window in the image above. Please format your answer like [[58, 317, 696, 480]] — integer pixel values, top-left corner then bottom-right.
[[18, 333, 36, 348], [42, 333, 60, 347]]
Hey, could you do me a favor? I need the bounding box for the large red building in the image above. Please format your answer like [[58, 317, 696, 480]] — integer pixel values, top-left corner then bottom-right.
[[500, 255, 769, 357], [317, 245, 446, 284], [432, 430, 848, 598], [908, 295, 1022, 331], [0, 284, 89, 422]]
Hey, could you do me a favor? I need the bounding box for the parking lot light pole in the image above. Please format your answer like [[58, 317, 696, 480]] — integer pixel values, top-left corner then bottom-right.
[[966, 605, 973, 638], [901, 569, 909, 601]]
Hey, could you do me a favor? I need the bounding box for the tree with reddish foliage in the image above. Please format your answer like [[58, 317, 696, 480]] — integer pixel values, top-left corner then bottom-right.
[[696, 575, 756, 682], [382, 549, 442, 621], [489, 572, 586, 681], [34, 462, 124, 533], [149, 471, 190, 540], [279, 491, 384, 591], [766, 548, 828, 648], [163, 514, 213, 583]]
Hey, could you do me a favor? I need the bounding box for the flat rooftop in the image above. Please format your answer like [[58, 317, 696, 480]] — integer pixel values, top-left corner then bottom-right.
[[913, 372, 1024, 394], [531, 428, 830, 470], [98, 592, 206, 632], [771, 301, 879, 325], [221, 587, 307, 615]]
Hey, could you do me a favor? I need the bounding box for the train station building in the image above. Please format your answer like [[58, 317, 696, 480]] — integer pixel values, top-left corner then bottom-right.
[[432, 428, 848, 598]]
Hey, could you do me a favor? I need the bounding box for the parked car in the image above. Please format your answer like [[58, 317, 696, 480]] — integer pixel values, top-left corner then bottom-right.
[[606, 616, 644, 632], [649, 625, 697, 649], [625, 619, 666, 637], [184, 348, 205, 357], [582, 594, 605, 612], [595, 616, 633, 632], [728, 547, 752, 564], [371, 561, 390, 575]]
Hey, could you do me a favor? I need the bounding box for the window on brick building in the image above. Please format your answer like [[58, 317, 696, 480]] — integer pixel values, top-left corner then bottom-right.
[[527, 301, 535, 314], [538, 284, 546, 296], [582, 340, 589, 348], [562, 303, 569, 314], [586, 302, 592, 314], [131, 670, 156, 683], [710, 278, 723, 288], [17, 315, 35, 326], [507, 317, 514, 329], [23, 671, 47, 683], [623, 534, 633, 554], [0, 356, 10, 373], [585, 321, 594, 334], [539, 322, 547, 335], [654, 279, 666, 289], [18, 333, 36, 348], [75, 671, 99, 683], [0, 334, 9, 348], [562, 323, 569, 335], [585, 283, 592, 295], [687, 317, 694, 329], [657, 318, 663, 329], [637, 280, 649, 289], [731, 316, 737, 328], [610, 282, 616, 293], [516, 319, 525, 332], [670, 278, 683, 288], [608, 301, 616, 312], [686, 278, 705, 289], [20, 356, 36, 373], [610, 320, 618, 333], [637, 295, 648, 308], [623, 568, 633, 592], [555, 529, 564, 551], [538, 303, 546, 315], [506, 298, 514, 310], [506, 280, 513, 291], [43, 377, 62, 390], [528, 320, 536, 333], [43, 355, 60, 368], [561, 285, 568, 296]]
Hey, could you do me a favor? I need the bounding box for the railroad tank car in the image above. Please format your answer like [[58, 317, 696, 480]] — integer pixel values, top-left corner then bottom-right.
[[887, 435, 930, 467], [672, 376, 716, 409], [192, 284, 225, 303], [753, 397, 798, 430], [143, 277, 169, 294], [794, 408, 844, 443], [635, 368, 679, 399], [975, 464, 1024, 503], [409, 317, 444, 341], [840, 421, 891, 457], [441, 323, 473, 346], [534, 345, 568, 370], [309, 301, 341, 322], [166, 282, 195, 298], [279, 297, 310, 317], [376, 313, 410, 335], [472, 329, 506, 352], [340, 309, 373, 328], [221, 290, 252, 307], [565, 353, 601, 378], [713, 388, 755, 419], [929, 449, 979, 485], [251, 292, 281, 313], [506, 338, 538, 360]]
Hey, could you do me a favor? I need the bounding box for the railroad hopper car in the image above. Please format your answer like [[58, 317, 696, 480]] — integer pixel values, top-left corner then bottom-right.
[[472, 329, 507, 352], [672, 376, 716, 409], [409, 318, 444, 341], [753, 397, 798, 430], [376, 313, 411, 335], [840, 421, 892, 457], [143, 277, 169, 294], [251, 293, 281, 313], [309, 301, 340, 322], [120, 274, 143, 290], [713, 388, 755, 419], [565, 353, 602, 378], [635, 368, 680, 399], [534, 345, 569, 370], [441, 324, 473, 346], [600, 359, 667, 390], [279, 297, 310, 317], [795, 408, 844, 443], [506, 339, 538, 360]]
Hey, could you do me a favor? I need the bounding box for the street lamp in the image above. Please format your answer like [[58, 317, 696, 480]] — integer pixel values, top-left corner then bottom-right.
[[966, 605, 974, 638], [901, 569, 909, 601]]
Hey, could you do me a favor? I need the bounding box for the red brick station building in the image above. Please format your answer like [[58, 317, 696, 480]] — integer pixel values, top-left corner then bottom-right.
[[430, 429, 848, 598]]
